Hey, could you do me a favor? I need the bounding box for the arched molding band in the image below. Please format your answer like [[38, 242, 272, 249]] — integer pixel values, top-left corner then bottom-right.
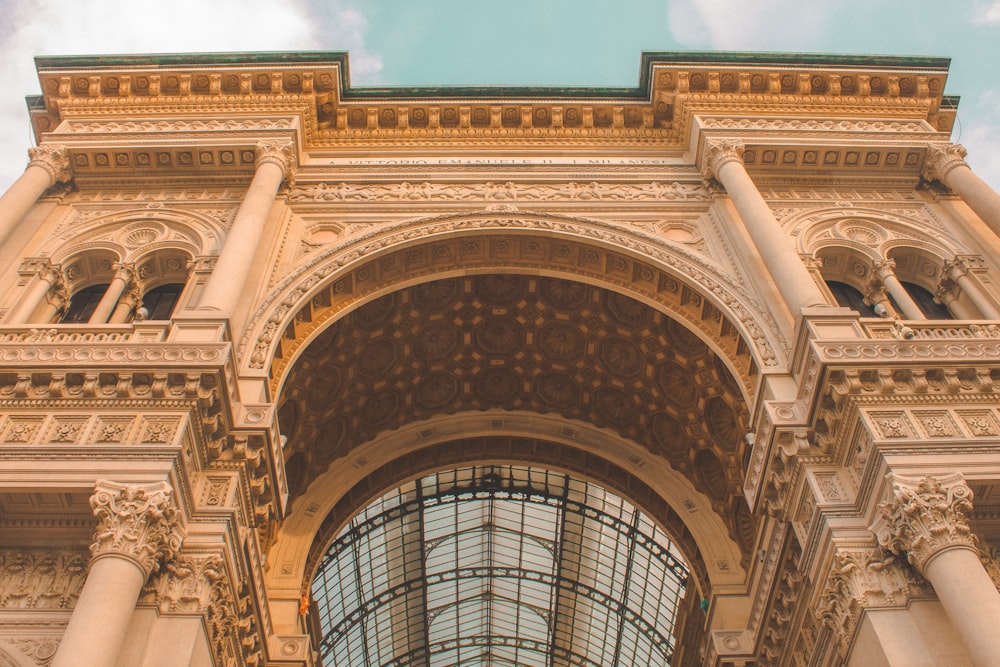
[[238, 210, 787, 397], [789, 205, 968, 257], [42, 207, 227, 263], [266, 409, 751, 607]]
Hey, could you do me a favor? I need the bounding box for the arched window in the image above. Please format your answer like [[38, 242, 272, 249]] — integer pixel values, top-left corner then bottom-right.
[[141, 283, 184, 320], [825, 280, 876, 317], [59, 284, 109, 323], [902, 281, 954, 320]]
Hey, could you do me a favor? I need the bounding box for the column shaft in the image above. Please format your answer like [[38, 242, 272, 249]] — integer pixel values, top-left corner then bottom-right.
[[89, 273, 129, 324], [51, 556, 147, 667], [953, 273, 1000, 319], [7, 270, 59, 323], [714, 158, 827, 315], [922, 547, 1000, 667], [0, 146, 71, 247], [198, 159, 285, 314], [943, 164, 1000, 239], [878, 269, 925, 320]]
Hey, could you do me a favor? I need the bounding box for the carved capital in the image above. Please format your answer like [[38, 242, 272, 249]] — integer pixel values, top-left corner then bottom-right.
[[924, 143, 969, 184], [871, 258, 897, 282], [142, 552, 226, 614], [89, 481, 184, 578], [942, 256, 972, 282], [255, 140, 296, 180], [702, 139, 746, 180], [872, 473, 977, 572], [820, 547, 925, 652], [27, 144, 72, 186]]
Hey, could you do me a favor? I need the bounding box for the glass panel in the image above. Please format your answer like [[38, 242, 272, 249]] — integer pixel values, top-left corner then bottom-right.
[[313, 465, 689, 666]]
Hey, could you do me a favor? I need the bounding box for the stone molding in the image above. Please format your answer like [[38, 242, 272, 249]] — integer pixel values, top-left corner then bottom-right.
[[26, 144, 72, 186], [923, 143, 968, 183], [89, 480, 184, 577], [701, 139, 746, 180], [255, 140, 296, 181], [872, 473, 978, 572]]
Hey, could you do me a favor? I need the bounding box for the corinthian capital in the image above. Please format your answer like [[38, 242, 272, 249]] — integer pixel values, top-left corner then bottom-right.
[[89, 481, 185, 577], [142, 552, 226, 614], [27, 144, 72, 186], [872, 473, 977, 572], [820, 547, 924, 651], [702, 139, 746, 179], [255, 140, 296, 180], [924, 143, 968, 184]]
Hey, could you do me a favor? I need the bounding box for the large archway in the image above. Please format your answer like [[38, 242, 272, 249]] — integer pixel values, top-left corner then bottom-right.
[[267, 268, 760, 642]]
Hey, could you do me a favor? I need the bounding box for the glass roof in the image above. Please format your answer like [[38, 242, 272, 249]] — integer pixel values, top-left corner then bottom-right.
[[312, 465, 690, 666]]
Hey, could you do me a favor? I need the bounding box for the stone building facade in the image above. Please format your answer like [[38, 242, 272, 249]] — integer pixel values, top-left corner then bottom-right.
[[0, 51, 999, 666]]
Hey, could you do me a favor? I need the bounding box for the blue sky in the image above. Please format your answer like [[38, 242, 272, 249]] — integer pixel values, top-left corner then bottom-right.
[[0, 0, 998, 191]]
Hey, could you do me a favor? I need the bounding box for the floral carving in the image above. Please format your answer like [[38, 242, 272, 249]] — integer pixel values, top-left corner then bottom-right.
[[702, 139, 746, 180], [923, 143, 968, 184], [27, 144, 72, 185], [873, 473, 977, 571], [820, 547, 925, 651], [89, 481, 184, 577], [255, 140, 296, 180], [142, 552, 226, 613]]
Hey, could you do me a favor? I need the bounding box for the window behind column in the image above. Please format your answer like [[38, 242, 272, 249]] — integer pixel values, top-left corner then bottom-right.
[[59, 283, 109, 323]]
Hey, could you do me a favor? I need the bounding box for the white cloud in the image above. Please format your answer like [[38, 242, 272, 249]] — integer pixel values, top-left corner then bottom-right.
[[958, 89, 1000, 193], [667, 0, 835, 50], [0, 0, 382, 190], [972, 2, 1000, 25]]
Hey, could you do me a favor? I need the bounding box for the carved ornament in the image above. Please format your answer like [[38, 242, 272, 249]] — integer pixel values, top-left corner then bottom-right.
[[873, 473, 977, 572], [701, 139, 746, 180], [27, 144, 72, 186], [89, 480, 184, 577], [923, 143, 968, 184], [288, 180, 711, 203], [0, 549, 88, 609], [255, 140, 296, 180], [819, 547, 927, 652], [141, 552, 226, 614]]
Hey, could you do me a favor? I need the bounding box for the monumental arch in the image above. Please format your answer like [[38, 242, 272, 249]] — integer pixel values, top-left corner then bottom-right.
[[0, 51, 1000, 666]]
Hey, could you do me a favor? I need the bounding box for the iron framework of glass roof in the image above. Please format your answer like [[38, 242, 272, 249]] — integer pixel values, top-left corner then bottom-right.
[[312, 465, 690, 667]]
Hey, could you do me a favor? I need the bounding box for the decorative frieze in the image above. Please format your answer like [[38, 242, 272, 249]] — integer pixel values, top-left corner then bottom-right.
[[873, 473, 977, 571], [89, 481, 184, 577], [288, 180, 712, 203], [0, 549, 88, 609]]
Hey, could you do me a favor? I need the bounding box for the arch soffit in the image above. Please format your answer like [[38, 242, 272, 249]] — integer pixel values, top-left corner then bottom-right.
[[240, 211, 786, 395], [267, 411, 749, 603], [43, 208, 221, 264]]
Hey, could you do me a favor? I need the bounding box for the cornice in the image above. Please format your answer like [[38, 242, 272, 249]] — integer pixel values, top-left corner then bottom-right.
[[29, 52, 957, 154]]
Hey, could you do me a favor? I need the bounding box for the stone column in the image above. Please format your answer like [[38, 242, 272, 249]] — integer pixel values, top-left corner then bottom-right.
[[864, 283, 898, 318], [199, 140, 295, 314], [873, 260, 925, 320], [873, 473, 1000, 667], [6, 260, 65, 324], [934, 279, 975, 319], [52, 481, 184, 667], [703, 140, 827, 316], [0, 145, 71, 247], [943, 257, 1000, 319], [925, 143, 1000, 239], [89, 263, 135, 324]]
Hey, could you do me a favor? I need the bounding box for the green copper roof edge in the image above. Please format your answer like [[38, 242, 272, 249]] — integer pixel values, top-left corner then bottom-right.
[[33, 50, 951, 102]]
